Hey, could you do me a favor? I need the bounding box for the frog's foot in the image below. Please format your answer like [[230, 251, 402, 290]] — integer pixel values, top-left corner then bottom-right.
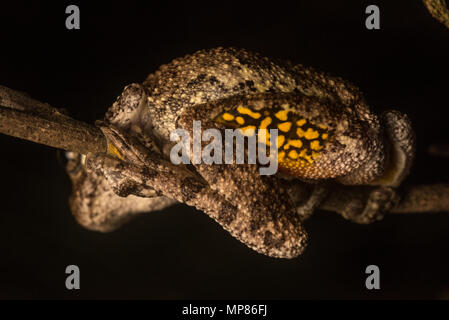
[[369, 110, 415, 188], [339, 186, 399, 224], [93, 123, 162, 198], [285, 181, 329, 220]]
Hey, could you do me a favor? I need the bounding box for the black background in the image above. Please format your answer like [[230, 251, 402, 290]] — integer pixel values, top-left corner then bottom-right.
[[0, 1, 448, 299]]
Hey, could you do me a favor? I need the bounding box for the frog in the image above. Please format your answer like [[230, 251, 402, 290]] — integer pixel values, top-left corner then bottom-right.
[[66, 47, 415, 259]]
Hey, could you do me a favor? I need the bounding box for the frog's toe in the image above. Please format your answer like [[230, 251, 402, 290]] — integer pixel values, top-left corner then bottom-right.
[[340, 186, 399, 224], [91, 124, 161, 198]]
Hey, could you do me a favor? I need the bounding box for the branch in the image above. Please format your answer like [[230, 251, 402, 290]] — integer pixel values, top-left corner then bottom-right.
[[0, 85, 448, 215], [0, 86, 107, 155], [320, 184, 449, 217], [392, 184, 449, 213]]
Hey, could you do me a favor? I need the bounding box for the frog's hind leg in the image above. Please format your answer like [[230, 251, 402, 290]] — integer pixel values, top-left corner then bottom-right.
[[176, 97, 308, 259]]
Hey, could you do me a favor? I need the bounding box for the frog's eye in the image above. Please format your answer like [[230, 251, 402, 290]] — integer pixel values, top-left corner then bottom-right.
[[215, 105, 331, 176]]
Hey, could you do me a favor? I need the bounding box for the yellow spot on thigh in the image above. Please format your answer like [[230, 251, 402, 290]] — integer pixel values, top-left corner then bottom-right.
[[260, 117, 272, 129], [278, 122, 292, 132], [222, 113, 234, 121], [296, 127, 305, 138], [275, 110, 289, 121], [239, 125, 256, 136], [276, 135, 285, 148], [288, 150, 299, 159], [278, 151, 286, 161], [304, 128, 319, 140], [310, 140, 323, 150], [296, 119, 307, 126], [299, 149, 313, 163], [236, 116, 245, 125], [322, 133, 328, 140], [287, 139, 303, 148], [237, 106, 261, 119], [318, 124, 327, 130]]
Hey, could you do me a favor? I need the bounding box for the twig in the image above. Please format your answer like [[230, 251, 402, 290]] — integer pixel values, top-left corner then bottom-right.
[[0, 85, 106, 155], [0, 106, 107, 155], [320, 184, 449, 217], [391, 184, 449, 213]]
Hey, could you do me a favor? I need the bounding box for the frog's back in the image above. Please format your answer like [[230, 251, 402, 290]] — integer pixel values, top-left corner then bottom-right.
[[143, 47, 372, 133], [141, 48, 383, 183], [143, 47, 301, 137]]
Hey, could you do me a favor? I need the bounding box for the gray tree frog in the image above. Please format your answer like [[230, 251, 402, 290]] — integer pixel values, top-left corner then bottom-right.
[[66, 47, 415, 258]]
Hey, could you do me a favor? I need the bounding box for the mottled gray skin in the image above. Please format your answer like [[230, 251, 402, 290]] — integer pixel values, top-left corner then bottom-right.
[[67, 47, 415, 258]]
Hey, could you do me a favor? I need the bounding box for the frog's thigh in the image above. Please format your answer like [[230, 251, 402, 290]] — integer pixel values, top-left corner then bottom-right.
[[199, 162, 308, 258], [68, 155, 176, 232], [178, 112, 308, 258]]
